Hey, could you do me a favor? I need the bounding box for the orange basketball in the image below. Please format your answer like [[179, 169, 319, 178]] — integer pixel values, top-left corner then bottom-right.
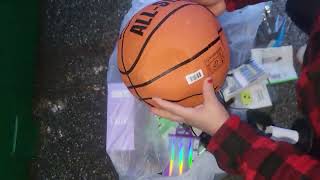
[[117, 0, 230, 107]]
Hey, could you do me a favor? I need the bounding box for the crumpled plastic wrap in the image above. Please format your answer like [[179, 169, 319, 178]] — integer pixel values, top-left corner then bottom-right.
[[218, 2, 267, 68], [106, 0, 267, 179], [106, 82, 169, 179], [138, 151, 226, 180]]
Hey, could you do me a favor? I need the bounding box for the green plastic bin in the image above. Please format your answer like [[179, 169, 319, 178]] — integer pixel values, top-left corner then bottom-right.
[[0, 0, 39, 179]]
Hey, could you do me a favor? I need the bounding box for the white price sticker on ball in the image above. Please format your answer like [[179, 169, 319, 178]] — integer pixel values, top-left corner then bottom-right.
[[186, 69, 204, 85]]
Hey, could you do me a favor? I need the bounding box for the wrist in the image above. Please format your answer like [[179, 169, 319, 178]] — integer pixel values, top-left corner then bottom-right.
[[209, 112, 230, 135]]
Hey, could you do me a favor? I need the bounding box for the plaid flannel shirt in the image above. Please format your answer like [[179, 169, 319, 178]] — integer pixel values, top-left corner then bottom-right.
[[207, 0, 320, 179]]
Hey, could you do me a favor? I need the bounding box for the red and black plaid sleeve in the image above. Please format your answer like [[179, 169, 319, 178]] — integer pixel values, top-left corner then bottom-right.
[[296, 15, 320, 140], [207, 1, 320, 178], [225, 0, 269, 11], [207, 116, 320, 179]]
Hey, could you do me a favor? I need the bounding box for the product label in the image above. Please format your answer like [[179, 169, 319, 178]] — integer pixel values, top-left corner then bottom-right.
[[185, 69, 204, 85]]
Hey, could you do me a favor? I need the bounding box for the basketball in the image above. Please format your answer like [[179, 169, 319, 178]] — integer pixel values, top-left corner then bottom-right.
[[117, 0, 230, 107]]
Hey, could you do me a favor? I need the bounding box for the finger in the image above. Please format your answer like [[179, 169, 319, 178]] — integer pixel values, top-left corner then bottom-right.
[[207, 1, 226, 16], [152, 97, 194, 118], [203, 77, 218, 105], [195, 104, 204, 110], [150, 107, 184, 123], [191, 0, 221, 6]]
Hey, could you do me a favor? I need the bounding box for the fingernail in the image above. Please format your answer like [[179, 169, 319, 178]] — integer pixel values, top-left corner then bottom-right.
[[152, 97, 161, 101], [207, 78, 213, 84]]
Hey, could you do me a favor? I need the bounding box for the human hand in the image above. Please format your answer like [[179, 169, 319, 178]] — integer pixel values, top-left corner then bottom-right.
[[192, 0, 226, 16], [151, 77, 230, 135]]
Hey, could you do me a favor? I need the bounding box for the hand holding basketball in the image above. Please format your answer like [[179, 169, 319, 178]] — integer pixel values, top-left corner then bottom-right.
[[118, 1, 230, 107], [151, 77, 230, 135], [192, 0, 226, 16]]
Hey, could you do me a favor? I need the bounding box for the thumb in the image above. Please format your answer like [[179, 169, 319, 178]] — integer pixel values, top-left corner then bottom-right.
[[203, 77, 218, 105], [192, 0, 222, 6], [207, 1, 226, 16]]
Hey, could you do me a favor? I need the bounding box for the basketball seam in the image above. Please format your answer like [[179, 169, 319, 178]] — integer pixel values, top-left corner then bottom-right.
[[143, 93, 203, 103], [202, 3, 226, 62], [119, 1, 227, 105], [127, 34, 222, 89], [119, 3, 197, 75], [142, 86, 218, 103], [119, 13, 135, 40], [201, 4, 222, 29], [120, 27, 153, 106]]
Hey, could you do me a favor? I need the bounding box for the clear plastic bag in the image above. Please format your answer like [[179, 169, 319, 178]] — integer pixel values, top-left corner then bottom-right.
[[218, 3, 267, 68], [106, 1, 267, 179], [106, 83, 169, 179], [106, 1, 169, 179], [107, 0, 158, 83], [138, 152, 226, 180]]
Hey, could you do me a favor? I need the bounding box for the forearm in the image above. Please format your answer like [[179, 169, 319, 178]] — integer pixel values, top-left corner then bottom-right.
[[207, 116, 320, 178], [225, 0, 270, 11]]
